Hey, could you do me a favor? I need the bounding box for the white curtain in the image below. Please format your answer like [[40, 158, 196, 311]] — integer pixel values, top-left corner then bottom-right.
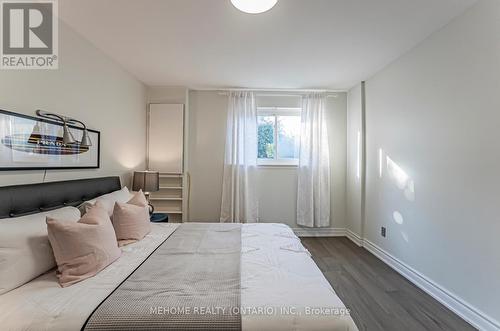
[[220, 91, 259, 223], [297, 93, 331, 227]]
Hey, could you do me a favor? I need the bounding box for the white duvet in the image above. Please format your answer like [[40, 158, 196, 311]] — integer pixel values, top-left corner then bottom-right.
[[0, 223, 358, 331]]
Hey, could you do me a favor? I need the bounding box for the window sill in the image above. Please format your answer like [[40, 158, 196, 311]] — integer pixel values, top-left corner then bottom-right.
[[257, 165, 298, 170], [257, 159, 299, 167]]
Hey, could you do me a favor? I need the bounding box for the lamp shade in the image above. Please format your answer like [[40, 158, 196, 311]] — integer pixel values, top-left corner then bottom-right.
[[62, 123, 76, 145], [80, 129, 92, 147], [132, 171, 159, 193]]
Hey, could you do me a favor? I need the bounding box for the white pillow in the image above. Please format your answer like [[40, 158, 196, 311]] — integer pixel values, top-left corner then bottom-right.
[[78, 186, 133, 216], [0, 206, 81, 294]]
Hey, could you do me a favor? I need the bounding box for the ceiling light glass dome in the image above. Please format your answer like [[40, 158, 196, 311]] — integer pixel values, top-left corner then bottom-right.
[[230, 0, 278, 14]]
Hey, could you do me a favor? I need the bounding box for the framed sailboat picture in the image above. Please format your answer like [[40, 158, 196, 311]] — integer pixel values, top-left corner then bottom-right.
[[0, 109, 100, 170]]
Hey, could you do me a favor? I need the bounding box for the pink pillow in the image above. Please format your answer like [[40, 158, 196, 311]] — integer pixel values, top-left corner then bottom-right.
[[112, 192, 151, 246], [80, 187, 132, 216], [46, 203, 121, 287], [128, 189, 148, 207], [87, 197, 115, 217]]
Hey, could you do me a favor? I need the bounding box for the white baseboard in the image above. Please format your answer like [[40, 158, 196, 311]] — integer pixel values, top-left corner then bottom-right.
[[346, 229, 364, 246], [361, 239, 500, 331], [292, 227, 346, 237]]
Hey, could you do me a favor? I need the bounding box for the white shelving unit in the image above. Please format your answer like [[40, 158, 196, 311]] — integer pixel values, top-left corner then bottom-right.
[[149, 173, 184, 222]]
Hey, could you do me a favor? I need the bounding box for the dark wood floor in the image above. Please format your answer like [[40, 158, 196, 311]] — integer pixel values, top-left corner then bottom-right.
[[301, 237, 475, 331]]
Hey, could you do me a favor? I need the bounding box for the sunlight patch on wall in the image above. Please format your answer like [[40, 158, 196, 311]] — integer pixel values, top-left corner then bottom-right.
[[401, 232, 409, 243], [385, 154, 415, 202], [379, 148, 383, 178], [393, 211, 404, 225], [404, 179, 415, 202], [393, 211, 409, 242], [387, 156, 408, 189], [356, 130, 361, 180]]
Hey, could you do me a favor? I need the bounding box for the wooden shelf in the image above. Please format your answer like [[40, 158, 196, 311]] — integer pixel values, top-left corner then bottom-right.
[[156, 210, 183, 214], [150, 197, 183, 201], [159, 186, 183, 189]]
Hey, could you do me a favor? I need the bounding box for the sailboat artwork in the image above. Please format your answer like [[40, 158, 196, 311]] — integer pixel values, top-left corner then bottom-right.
[[0, 110, 99, 170], [2, 133, 90, 155]]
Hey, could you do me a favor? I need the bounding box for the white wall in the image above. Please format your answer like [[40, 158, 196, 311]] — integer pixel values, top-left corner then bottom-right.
[[346, 84, 363, 236], [187, 90, 347, 229], [0, 21, 147, 187], [186, 91, 227, 222], [148, 86, 187, 104], [327, 94, 348, 230], [347, 0, 500, 328]]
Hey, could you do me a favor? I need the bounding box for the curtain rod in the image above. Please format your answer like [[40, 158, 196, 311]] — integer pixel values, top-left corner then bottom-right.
[[215, 92, 338, 98], [189, 87, 345, 93]]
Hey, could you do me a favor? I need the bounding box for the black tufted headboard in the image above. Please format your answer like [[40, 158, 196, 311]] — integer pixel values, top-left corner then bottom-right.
[[0, 176, 121, 219]]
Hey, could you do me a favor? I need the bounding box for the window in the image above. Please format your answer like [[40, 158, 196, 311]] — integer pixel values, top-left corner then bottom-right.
[[257, 107, 301, 166]]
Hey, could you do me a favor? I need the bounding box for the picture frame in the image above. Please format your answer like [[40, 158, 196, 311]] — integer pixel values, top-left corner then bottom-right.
[[0, 109, 100, 170]]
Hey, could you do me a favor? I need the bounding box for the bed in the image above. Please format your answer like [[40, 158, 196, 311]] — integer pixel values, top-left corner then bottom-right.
[[0, 177, 358, 331]]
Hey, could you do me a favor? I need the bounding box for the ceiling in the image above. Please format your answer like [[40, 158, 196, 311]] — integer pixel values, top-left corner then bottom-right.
[[59, 0, 477, 89]]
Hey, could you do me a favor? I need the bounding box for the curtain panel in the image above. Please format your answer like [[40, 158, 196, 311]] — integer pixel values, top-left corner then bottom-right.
[[220, 91, 259, 223], [297, 93, 331, 227]]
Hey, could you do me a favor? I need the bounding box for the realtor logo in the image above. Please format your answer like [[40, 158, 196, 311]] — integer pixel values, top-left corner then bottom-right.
[[1, 0, 58, 69]]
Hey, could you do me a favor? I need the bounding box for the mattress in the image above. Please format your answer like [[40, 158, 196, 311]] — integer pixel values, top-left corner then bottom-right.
[[0, 223, 358, 331]]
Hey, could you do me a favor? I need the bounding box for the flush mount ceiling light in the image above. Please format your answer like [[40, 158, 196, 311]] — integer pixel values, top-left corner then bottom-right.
[[231, 0, 278, 14]]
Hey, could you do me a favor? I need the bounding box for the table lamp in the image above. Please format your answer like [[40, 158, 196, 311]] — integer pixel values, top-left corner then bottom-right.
[[132, 170, 159, 214]]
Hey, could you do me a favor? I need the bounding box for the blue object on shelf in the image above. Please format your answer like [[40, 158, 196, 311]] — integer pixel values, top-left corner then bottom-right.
[[150, 213, 168, 223]]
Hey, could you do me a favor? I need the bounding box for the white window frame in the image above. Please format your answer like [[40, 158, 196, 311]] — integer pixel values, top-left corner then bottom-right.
[[257, 107, 301, 167]]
